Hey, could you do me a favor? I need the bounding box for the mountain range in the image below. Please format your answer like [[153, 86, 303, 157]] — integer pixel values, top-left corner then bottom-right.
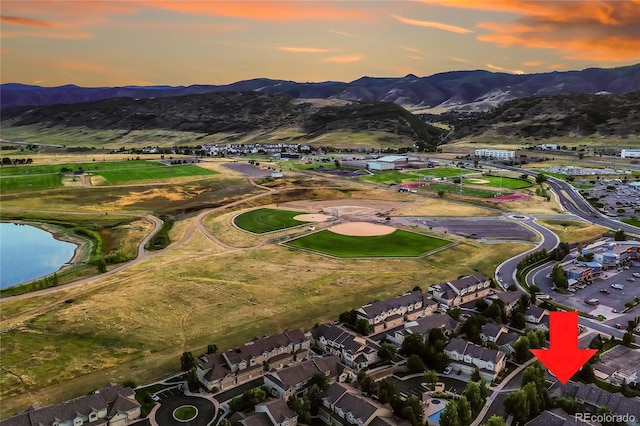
[[2, 64, 639, 111]]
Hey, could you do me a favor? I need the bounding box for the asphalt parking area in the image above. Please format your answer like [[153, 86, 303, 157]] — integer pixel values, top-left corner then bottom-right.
[[154, 393, 216, 426], [394, 217, 536, 240]]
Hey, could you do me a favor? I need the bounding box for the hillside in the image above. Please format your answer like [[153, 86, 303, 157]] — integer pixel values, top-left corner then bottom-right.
[[2, 64, 638, 112], [0, 91, 445, 150], [438, 92, 640, 139]]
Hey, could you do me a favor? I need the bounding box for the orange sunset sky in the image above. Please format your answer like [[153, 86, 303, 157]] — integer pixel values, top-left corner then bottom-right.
[[1, 0, 639, 87]]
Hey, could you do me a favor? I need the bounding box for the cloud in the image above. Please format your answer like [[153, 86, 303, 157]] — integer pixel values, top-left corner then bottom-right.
[[329, 30, 352, 37], [486, 64, 525, 74], [1, 15, 54, 28], [323, 54, 364, 63], [419, 0, 640, 62], [392, 14, 473, 34], [450, 57, 471, 63], [523, 61, 544, 67], [398, 45, 423, 54], [279, 46, 335, 53], [145, 1, 371, 22], [408, 55, 424, 61]]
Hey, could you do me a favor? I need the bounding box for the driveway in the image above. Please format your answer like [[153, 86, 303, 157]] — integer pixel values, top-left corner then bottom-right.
[[153, 392, 217, 426]]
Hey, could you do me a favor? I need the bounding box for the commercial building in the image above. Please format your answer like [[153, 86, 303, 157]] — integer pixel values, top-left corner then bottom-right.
[[474, 149, 515, 160], [621, 149, 640, 158]]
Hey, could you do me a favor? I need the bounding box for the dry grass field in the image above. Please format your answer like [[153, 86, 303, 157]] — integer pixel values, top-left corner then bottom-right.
[[538, 219, 608, 244], [0, 221, 529, 416]]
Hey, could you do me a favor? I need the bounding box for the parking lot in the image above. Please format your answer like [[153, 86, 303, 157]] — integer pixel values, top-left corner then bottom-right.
[[532, 261, 640, 319], [393, 216, 536, 240]]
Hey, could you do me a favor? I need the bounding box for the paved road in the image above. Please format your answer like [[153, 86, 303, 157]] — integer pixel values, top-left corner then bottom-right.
[[495, 215, 560, 289], [497, 165, 640, 237]]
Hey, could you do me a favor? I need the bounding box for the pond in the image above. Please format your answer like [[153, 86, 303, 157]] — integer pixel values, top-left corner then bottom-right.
[[0, 222, 77, 289]]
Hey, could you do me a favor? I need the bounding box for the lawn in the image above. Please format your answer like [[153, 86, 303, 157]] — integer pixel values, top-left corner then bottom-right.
[[462, 176, 531, 189], [96, 164, 216, 184], [233, 208, 309, 234], [359, 170, 419, 184], [0, 160, 159, 176], [0, 174, 63, 192], [426, 183, 502, 198], [622, 218, 640, 228], [539, 220, 608, 244], [413, 167, 476, 178], [286, 229, 450, 258]]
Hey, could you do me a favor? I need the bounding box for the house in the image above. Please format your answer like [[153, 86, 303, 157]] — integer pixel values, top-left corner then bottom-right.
[[0, 384, 141, 426], [320, 383, 395, 426], [560, 382, 640, 421], [621, 149, 640, 158], [197, 352, 237, 392], [355, 291, 437, 334], [313, 324, 379, 369], [382, 313, 459, 347], [524, 306, 549, 330], [485, 291, 521, 317], [231, 399, 298, 426], [525, 409, 589, 426], [222, 330, 310, 373], [429, 274, 492, 307], [443, 338, 507, 381], [480, 323, 508, 344], [264, 356, 344, 399], [495, 331, 520, 355]]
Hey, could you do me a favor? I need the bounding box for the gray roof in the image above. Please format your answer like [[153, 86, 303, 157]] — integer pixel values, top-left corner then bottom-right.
[[446, 274, 488, 292], [233, 412, 273, 426], [0, 384, 139, 426], [525, 306, 547, 322], [525, 410, 587, 426], [258, 399, 297, 423], [315, 325, 378, 355], [324, 382, 349, 406], [199, 353, 234, 381], [487, 291, 522, 306], [444, 338, 506, 364], [495, 331, 519, 347], [224, 330, 307, 365], [560, 382, 640, 419], [266, 356, 342, 390], [357, 291, 432, 320], [335, 392, 379, 423], [481, 323, 504, 339], [406, 314, 458, 336]]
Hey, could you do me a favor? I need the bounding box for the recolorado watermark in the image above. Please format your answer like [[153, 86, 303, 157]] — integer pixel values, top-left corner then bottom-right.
[[574, 412, 636, 423]]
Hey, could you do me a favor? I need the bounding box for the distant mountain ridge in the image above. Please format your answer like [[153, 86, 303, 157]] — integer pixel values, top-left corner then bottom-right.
[[2, 64, 639, 111]]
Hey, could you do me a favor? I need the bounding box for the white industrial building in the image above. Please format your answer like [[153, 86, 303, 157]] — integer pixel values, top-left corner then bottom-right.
[[474, 149, 515, 160], [621, 149, 640, 158]]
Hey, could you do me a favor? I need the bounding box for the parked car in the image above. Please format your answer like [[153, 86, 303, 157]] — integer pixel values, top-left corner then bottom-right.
[[443, 366, 453, 375], [632, 272, 640, 278], [611, 283, 625, 290], [627, 278, 636, 282], [615, 324, 623, 329], [568, 287, 576, 292], [585, 299, 600, 306], [600, 289, 611, 295]]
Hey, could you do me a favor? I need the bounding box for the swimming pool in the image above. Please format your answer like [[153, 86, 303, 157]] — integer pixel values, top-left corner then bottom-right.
[[427, 408, 445, 424]]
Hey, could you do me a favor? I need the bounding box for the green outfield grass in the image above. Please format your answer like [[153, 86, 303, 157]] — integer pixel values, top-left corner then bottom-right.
[[413, 167, 476, 178], [0, 160, 159, 176], [426, 183, 503, 198], [96, 164, 216, 184], [286, 229, 450, 258], [234, 208, 309, 234], [0, 174, 63, 192], [463, 175, 531, 189]]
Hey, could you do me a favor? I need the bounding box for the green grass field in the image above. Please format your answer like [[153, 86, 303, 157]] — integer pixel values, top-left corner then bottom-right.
[[286, 229, 450, 258], [426, 183, 502, 198], [413, 167, 476, 178], [0, 174, 63, 192], [234, 208, 309, 234], [359, 170, 419, 184], [0, 160, 159, 176], [463, 176, 531, 189], [622, 218, 640, 228], [96, 164, 216, 184]]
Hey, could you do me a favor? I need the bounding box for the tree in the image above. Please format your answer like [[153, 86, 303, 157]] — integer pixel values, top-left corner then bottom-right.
[[309, 372, 330, 392], [513, 337, 531, 363], [355, 318, 372, 335], [206, 344, 218, 354], [622, 329, 635, 346], [614, 229, 627, 241], [187, 367, 201, 393], [406, 354, 426, 373], [422, 370, 438, 386], [504, 390, 529, 424], [288, 396, 311, 423], [428, 327, 447, 350], [377, 378, 399, 404], [94, 257, 107, 273], [379, 343, 397, 362], [439, 400, 460, 426], [1, 157, 11, 165], [551, 264, 568, 289], [438, 190, 445, 197], [463, 381, 484, 414], [339, 310, 358, 326], [536, 173, 547, 185], [479, 378, 489, 400], [457, 395, 472, 425], [448, 306, 461, 320], [334, 159, 341, 169], [484, 415, 507, 426], [180, 351, 195, 371], [554, 397, 578, 414], [471, 368, 481, 382], [401, 333, 426, 357]]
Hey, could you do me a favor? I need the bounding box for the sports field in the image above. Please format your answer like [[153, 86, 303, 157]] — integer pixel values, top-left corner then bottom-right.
[[96, 165, 216, 184], [0, 160, 158, 176], [359, 170, 418, 184], [0, 174, 63, 192], [234, 208, 309, 234], [413, 167, 476, 178], [426, 183, 502, 198], [462, 176, 531, 189], [286, 229, 450, 258]]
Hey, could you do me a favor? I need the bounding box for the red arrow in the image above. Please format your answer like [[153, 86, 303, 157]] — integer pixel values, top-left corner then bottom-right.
[[530, 311, 597, 384]]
